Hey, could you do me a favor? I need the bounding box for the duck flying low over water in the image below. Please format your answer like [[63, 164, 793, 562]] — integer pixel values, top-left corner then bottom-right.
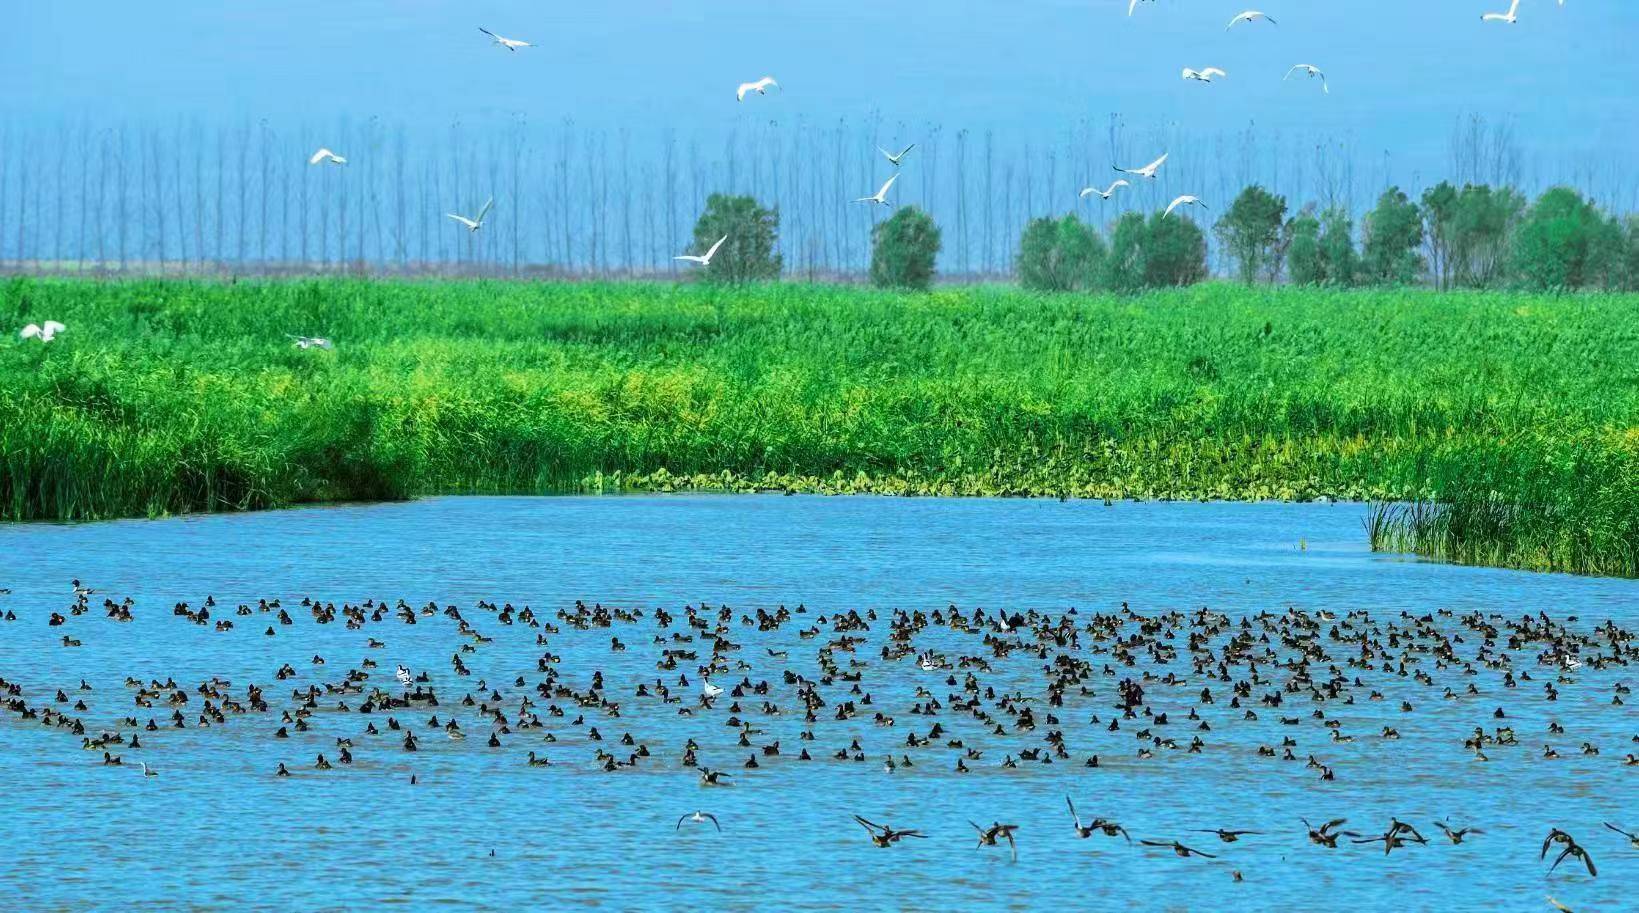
[[854, 815, 928, 847], [1066, 797, 1131, 842], [1141, 839, 1217, 859], [970, 821, 1019, 861], [677, 811, 722, 832]]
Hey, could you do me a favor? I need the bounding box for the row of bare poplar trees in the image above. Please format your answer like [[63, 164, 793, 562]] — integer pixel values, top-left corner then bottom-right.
[[0, 114, 1629, 279]]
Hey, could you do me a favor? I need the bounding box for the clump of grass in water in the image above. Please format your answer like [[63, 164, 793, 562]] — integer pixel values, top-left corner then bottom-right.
[[2, 277, 1637, 576]]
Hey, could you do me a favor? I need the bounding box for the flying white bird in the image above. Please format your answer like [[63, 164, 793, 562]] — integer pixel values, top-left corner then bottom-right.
[[447, 198, 494, 232], [1182, 67, 1227, 83], [1128, 0, 1155, 15], [1115, 152, 1169, 180], [308, 148, 347, 166], [19, 321, 65, 343], [854, 173, 901, 206], [701, 679, 725, 698], [479, 27, 531, 50], [1080, 179, 1130, 200], [1285, 64, 1329, 94], [1481, 0, 1520, 23], [290, 335, 333, 350], [1226, 10, 1278, 29], [1164, 195, 1208, 218], [878, 144, 917, 167], [677, 811, 723, 832], [675, 235, 729, 267], [736, 76, 779, 102]]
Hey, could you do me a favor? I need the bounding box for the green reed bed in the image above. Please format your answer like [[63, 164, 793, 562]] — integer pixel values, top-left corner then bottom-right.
[[1, 277, 1636, 575]]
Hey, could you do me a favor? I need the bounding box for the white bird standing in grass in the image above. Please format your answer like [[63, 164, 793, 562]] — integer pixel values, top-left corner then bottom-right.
[[308, 148, 346, 166], [878, 144, 916, 167], [447, 198, 494, 232], [1080, 179, 1129, 201], [290, 335, 333, 350], [1285, 64, 1329, 94], [1182, 67, 1227, 83], [1226, 10, 1277, 30], [1164, 195, 1208, 218], [1115, 152, 1169, 180], [479, 27, 531, 50], [20, 321, 65, 343], [854, 173, 900, 206], [674, 235, 728, 267], [1482, 0, 1521, 23], [736, 76, 778, 102]]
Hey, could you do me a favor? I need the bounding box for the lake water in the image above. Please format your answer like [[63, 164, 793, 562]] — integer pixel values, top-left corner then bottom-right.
[[1, 495, 1634, 911]]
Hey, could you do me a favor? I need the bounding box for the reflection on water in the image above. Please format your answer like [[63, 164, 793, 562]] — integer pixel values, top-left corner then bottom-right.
[[0, 495, 1634, 911]]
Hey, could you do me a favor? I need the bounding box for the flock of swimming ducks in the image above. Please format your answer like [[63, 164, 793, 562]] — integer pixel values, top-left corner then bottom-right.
[[2, 579, 1636, 898]]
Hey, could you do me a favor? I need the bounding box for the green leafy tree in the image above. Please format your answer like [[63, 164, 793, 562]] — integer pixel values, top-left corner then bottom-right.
[[1421, 182, 1459, 290], [1144, 211, 1208, 287], [1620, 216, 1639, 292], [870, 207, 942, 290], [1214, 184, 1288, 284], [1512, 186, 1616, 291], [1017, 214, 1107, 292], [1362, 187, 1424, 285], [1318, 207, 1359, 287], [1450, 184, 1526, 288], [1286, 211, 1323, 286], [685, 194, 782, 284], [1287, 206, 1357, 286], [1103, 212, 1149, 293]]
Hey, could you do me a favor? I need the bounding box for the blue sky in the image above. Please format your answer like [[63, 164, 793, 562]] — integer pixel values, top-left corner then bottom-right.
[[5, 0, 1632, 171]]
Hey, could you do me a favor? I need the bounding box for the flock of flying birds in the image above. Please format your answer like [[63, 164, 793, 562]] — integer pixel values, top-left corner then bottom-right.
[[3, 575, 1636, 904], [7, 2, 1576, 350]]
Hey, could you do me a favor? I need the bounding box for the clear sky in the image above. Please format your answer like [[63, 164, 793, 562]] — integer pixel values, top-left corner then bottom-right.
[[5, 0, 1634, 172]]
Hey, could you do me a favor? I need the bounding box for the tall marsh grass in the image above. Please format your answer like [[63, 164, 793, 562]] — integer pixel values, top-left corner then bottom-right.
[[2, 278, 1636, 575]]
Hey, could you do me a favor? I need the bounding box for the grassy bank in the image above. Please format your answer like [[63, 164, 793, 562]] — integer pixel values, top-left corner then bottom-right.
[[1, 278, 1636, 576]]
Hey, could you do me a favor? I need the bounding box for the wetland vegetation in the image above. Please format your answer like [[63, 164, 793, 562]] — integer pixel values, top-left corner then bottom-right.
[[1, 277, 1635, 576]]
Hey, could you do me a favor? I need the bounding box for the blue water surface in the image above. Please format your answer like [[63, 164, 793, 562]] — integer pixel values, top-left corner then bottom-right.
[[0, 495, 1634, 912]]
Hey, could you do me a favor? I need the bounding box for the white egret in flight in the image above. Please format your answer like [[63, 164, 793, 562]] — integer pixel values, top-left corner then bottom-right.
[[736, 77, 779, 102], [447, 198, 494, 232], [1226, 10, 1278, 29], [1482, 0, 1521, 23], [308, 148, 346, 166], [1182, 67, 1227, 83], [854, 173, 901, 206], [1115, 152, 1169, 180], [878, 144, 916, 167], [479, 28, 531, 50], [1080, 179, 1130, 201], [674, 235, 729, 267], [1285, 64, 1329, 94], [1164, 195, 1208, 218]]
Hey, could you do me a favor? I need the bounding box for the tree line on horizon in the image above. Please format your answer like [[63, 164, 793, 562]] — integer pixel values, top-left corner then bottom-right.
[[682, 181, 1639, 293]]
